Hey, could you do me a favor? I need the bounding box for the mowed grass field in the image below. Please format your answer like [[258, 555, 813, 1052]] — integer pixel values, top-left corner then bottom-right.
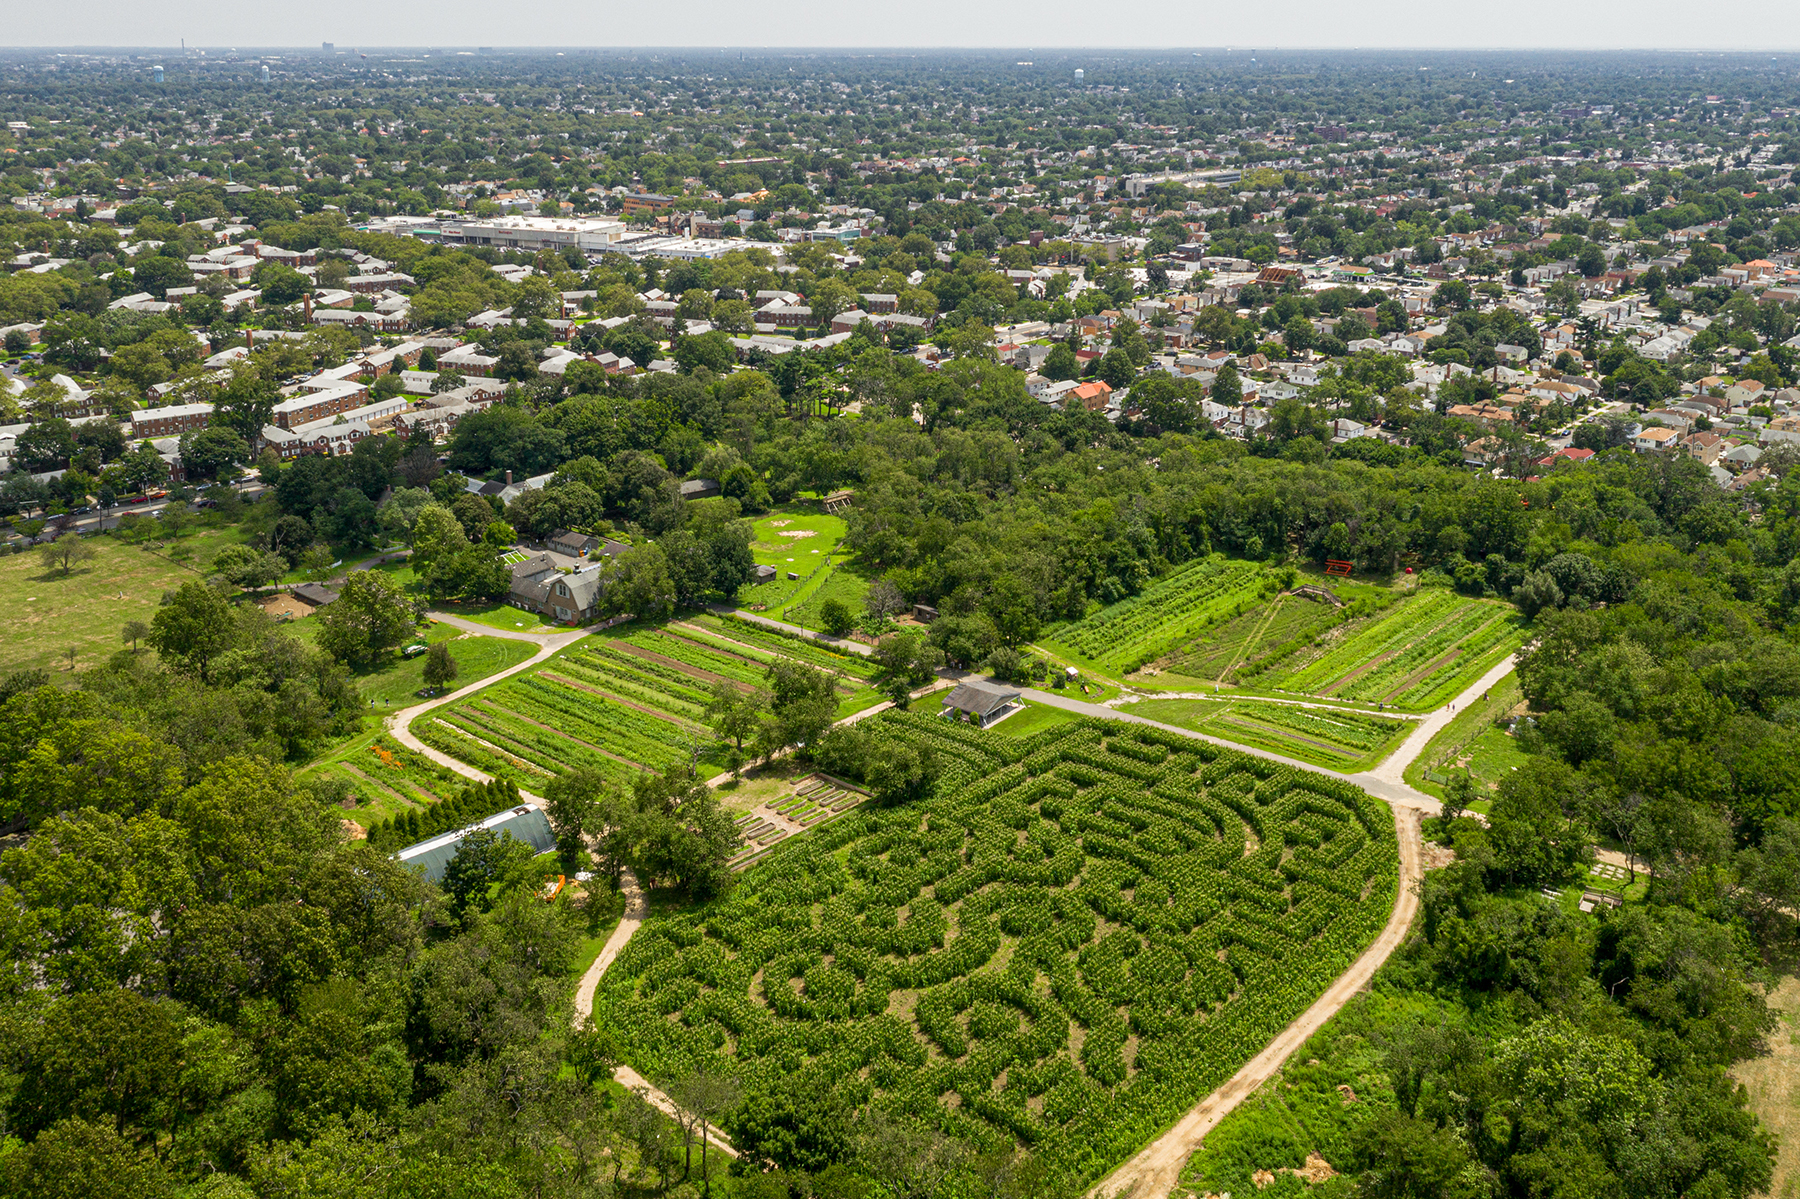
[[1127, 696, 1414, 772], [0, 528, 250, 677], [408, 612, 888, 789]]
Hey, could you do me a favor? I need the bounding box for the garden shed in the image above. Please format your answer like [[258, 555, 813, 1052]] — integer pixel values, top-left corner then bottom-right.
[[941, 681, 1022, 728]]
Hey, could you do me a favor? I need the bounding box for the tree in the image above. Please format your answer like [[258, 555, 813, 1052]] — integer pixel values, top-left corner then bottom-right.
[[704, 680, 762, 753], [1348, 1110, 1482, 1199], [667, 1071, 744, 1197], [15, 418, 76, 471], [602, 544, 676, 621], [868, 741, 940, 807], [120, 620, 149, 654], [36, 535, 96, 577], [1211, 361, 1244, 404], [819, 597, 856, 637], [766, 659, 838, 754], [0, 1116, 173, 1199], [147, 580, 234, 682], [1096, 347, 1136, 389], [422, 641, 459, 694], [254, 263, 308, 305], [865, 577, 906, 621], [1283, 314, 1315, 356], [314, 571, 421, 668], [1042, 343, 1080, 382], [440, 827, 533, 921], [210, 543, 287, 591], [543, 768, 609, 874], [178, 427, 250, 481]]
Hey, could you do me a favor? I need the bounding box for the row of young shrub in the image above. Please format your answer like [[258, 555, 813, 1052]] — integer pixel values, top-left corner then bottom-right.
[[364, 777, 524, 852]]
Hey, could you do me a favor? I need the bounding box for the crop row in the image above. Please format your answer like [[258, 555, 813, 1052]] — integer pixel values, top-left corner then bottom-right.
[[1225, 701, 1407, 752], [410, 718, 545, 788], [490, 679, 695, 772], [613, 629, 769, 686], [1328, 603, 1510, 707], [554, 650, 713, 717], [692, 613, 880, 679], [1280, 591, 1484, 703], [1052, 557, 1272, 671], [592, 716, 1396, 1184]]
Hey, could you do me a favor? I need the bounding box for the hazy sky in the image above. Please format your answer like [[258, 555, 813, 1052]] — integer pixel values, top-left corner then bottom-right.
[[7, 0, 1800, 52]]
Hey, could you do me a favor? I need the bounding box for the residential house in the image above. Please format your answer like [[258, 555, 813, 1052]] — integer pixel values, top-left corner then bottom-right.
[[545, 564, 606, 624], [1634, 426, 1682, 454]]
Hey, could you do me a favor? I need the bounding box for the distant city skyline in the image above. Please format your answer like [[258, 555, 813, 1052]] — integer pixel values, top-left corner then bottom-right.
[[5, 0, 1800, 53]]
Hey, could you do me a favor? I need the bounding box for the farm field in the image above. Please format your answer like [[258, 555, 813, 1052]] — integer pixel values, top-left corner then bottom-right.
[[1262, 589, 1524, 712], [408, 613, 887, 787], [1126, 697, 1414, 772], [302, 734, 468, 828], [592, 713, 1398, 1184], [1039, 555, 1277, 676], [1144, 582, 1397, 689]]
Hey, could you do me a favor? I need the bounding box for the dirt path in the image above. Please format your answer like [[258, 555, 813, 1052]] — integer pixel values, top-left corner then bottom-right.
[[385, 617, 590, 798], [1093, 805, 1424, 1199], [570, 870, 739, 1158]]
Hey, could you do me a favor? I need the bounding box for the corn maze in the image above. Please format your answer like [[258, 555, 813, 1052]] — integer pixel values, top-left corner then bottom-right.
[[591, 713, 1398, 1183]]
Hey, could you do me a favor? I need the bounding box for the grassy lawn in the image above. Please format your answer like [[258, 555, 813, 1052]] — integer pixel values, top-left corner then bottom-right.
[[0, 527, 250, 678], [1126, 696, 1413, 772], [711, 761, 813, 812], [432, 600, 558, 631], [354, 623, 539, 707], [1404, 672, 1530, 798], [738, 508, 849, 614], [990, 700, 1081, 738]]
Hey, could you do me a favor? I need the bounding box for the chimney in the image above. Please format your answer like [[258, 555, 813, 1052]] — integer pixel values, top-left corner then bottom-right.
[[303, 291, 313, 321], [245, 329, 252, 350], [505, 470, 513, 485]]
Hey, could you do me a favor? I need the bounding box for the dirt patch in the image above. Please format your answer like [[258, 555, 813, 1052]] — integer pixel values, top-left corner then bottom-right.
[[1422, 841, 1458, 871], [340, 818, 367, 840], [777, 529, 818, 540]]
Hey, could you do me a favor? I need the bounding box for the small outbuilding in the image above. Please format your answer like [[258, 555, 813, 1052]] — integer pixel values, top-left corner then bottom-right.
[[941, 681, 1023, 728]]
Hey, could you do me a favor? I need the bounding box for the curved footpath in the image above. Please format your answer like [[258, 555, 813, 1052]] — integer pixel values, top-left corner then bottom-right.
[[383, 613, 591, 796]]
